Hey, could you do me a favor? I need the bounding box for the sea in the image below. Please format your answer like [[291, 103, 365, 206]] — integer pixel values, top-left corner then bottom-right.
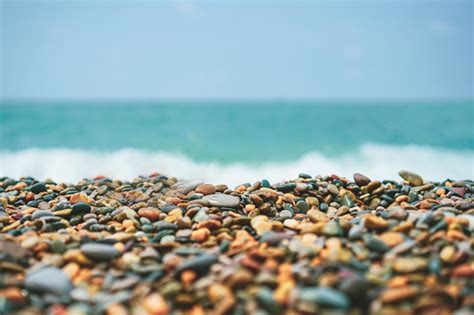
[[1, 100, 473, 186]]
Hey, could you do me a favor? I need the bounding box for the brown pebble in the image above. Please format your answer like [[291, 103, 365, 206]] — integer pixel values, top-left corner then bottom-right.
[[195, 184, 216, 195], [138, 207, 161, 221], [143, 293, 169, 315], [381, 286, 419, 303]]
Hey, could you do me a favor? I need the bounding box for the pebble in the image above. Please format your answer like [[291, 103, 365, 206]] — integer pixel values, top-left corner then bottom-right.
[[31, 210, 53, 220], [353, 172, 371, 186], [72, 202, 91, 214], [172, 179, 203, 194], [195, 184, 216, 195], [299, 287, 350, 309], [30, 182, 47, 194], [399, 170, 424, 186], [202, 194, 240, 208], [176, 254, 218, 275], [80, 243, 120, 260], [25, 267, 73, 296], [0, 171, 471, 314]]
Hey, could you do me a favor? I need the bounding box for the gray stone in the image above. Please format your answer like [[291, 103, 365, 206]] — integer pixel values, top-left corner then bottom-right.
[[81, 243, 120, 260], [25, 266, 73, 295], [172, 179, 203, 194], [202, 194, 240, 208], [32, 210, 53, 220]]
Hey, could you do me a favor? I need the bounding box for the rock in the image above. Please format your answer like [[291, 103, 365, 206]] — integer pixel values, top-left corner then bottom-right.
[[381, 286, 419, 303], [154, 221, 178, 231], [364, 215, 388, 230], [393, 257, 428, 273], [138, 208, 161, 221], [299, 287, 350, 309], [30, 183, 47, 194], [31, 210, 53, 220], [191, 228, 210, 242], [296, 201, 310, 213], [276, 182, 297, 192], [322, 221, 343, 237], [202, 194, 240, 208], [72, 202, 91, 214], [176, 254, 218, 275], [366, 237, 390, 253], [143, 293, 169, 315], [172, 179, 203, 194], [399, 170, 423, 186], [195, 184, 216, 195], [80, 243, 120, 260], [353, 173, 371, 186], [251, 216, 273, 235], [256, 287, 280, 314], [24, 267, 73, 295], [339, 277, 369, 306], [327, 184, 339, 195]]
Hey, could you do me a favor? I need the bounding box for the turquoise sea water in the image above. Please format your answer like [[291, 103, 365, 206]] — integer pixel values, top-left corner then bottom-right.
[[1, 100, 473, 161], [1, 100, 473, 184]]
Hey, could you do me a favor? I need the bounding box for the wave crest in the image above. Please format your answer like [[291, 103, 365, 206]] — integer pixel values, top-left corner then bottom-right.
[[1, 144, 472, 185]]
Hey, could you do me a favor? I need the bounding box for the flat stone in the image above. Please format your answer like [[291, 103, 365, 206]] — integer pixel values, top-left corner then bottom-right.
[[32, 210, 53, 220], [25, 267, 73, 296], [202, 194, 240, 208], [172, 179, 203, 194], [299, 287, 350, 309], [398, 170, 424, 186], [80, 243, 120, 260], [393, 257, 428, 273], [176, 254, 218, 275]]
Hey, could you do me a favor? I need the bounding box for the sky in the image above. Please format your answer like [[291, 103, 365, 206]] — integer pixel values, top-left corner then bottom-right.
[[1, 0, 473, 100]]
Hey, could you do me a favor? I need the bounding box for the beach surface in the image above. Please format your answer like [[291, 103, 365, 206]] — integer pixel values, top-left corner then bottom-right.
[[0, 171, 472, 314]]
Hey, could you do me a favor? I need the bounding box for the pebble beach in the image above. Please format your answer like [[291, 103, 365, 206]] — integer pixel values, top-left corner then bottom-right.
[[0, 171, 473, 315]]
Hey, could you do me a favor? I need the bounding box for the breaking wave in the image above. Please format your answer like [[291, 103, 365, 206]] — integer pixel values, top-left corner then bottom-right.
[[1, 143, 473, 186]]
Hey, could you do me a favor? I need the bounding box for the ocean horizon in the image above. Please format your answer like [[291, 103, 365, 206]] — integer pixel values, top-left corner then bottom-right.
[[1, 100, 473, 185]]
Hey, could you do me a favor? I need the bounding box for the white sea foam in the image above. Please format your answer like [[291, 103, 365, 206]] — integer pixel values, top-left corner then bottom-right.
[[1, 143, 473, 186]]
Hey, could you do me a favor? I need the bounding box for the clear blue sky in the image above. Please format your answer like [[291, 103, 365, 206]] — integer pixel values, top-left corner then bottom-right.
[[1, 0, 472, 100]]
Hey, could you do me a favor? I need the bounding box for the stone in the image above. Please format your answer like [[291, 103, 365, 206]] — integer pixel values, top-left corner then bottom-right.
[[32, 210, 53, 220], [299, 287, 350, 309], [138, 207, 161, 221], [80, 243, 120, 260], [399, 170, 424, 186], [393, 257, 428, 273], [172, 179, 203, 194], [322, 221, 343, 237], [202, 194, 240, 208], [143, 293, 169, 315], [353, 173, 371, 186], [195, 184, 216, 195], [24, 267, 73, 296], [176, 254, 218, 275], [72, 202, 91, 214], [30, 183, 47, 194]]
